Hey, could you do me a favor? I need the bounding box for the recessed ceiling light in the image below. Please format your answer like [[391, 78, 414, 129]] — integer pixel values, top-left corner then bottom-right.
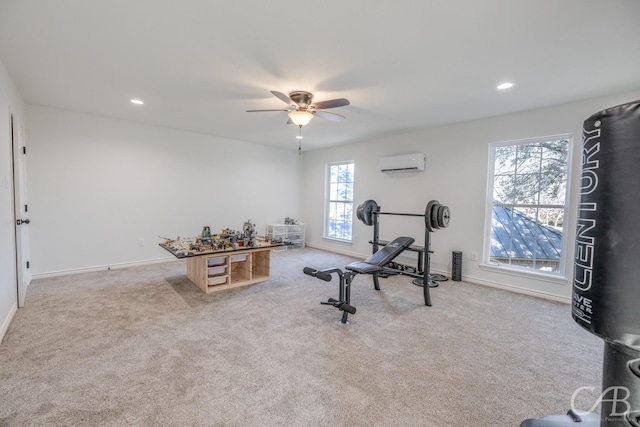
[[496, 82, 514, 90], [130, 99, 144, 105]]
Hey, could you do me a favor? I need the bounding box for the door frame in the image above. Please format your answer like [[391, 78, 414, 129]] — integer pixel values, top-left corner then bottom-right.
[[10, 110, 30, 307]]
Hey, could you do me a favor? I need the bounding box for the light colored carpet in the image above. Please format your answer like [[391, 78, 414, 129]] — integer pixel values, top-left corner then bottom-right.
[[0, 248, 603, 426]]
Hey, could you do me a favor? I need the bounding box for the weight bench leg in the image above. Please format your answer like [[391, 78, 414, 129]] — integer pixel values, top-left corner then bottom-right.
[[319, 271, 357, 324], [341, 310, 349, 324], [372, 273, 381, 291], [423, 276, 431, 306], [337, 273, 347, 313], [340, 273, 354, 323]]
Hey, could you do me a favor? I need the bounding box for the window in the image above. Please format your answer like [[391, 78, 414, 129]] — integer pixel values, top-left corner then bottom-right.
[[485, 135, 572, 275], [324, 161, 354, 241]]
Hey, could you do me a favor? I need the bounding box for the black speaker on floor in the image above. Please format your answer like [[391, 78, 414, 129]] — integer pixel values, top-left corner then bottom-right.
[[452, 251, 462, 281]]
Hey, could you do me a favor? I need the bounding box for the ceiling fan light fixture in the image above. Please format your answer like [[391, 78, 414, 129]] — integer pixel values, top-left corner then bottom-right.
[[288, 110, 313, 127]]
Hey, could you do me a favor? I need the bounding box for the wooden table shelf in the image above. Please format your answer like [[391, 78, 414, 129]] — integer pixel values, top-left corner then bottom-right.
[[184, 246, 274, 293]]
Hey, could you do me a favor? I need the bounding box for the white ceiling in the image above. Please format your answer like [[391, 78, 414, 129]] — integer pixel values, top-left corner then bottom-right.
[[1, 0, 639, 151]]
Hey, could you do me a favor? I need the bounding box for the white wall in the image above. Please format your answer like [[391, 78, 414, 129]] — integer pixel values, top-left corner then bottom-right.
[[301, 89, 640, 301], [0, 58, 25, 341], [26, 105, 302, 276]]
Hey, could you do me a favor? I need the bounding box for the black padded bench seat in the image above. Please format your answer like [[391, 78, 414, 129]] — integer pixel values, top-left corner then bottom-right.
[[368, 238, 425, 273], [369, 239, 425, 253], [346, 236, 415, 274], [345, 262, 384, 274]]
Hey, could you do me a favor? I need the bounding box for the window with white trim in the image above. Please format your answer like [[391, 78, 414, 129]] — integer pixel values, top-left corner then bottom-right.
[[485, 135, 572, 275], [324, 161, 354, 242]]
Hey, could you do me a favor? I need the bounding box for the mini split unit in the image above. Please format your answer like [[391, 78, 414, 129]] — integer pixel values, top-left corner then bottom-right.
[[379, 153, 426, 173]]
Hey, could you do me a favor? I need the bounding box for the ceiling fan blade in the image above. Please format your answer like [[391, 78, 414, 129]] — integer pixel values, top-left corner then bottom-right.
[[286, 118, 293, 125], [311, 98, 350, 110], [271, 91, 292, 105], [246, 109, 289, 112], [314, 110, 345, 121]]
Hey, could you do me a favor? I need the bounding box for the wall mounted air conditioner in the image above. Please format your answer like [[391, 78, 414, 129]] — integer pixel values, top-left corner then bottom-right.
[[379, 153, 426, 173]]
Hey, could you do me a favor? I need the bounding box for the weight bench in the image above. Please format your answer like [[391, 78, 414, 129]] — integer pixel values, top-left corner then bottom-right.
[[304, 236, 415, 323]]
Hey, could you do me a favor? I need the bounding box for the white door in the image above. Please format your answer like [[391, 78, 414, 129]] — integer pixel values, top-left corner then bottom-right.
[[12, 113, 30, 307]]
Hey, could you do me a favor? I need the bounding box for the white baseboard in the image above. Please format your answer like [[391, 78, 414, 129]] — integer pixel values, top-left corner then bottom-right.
[[31, 257, 177, 280], [305, 242, 368, 260], [0, 302, 17, 344], [454, 272, 571, 304]]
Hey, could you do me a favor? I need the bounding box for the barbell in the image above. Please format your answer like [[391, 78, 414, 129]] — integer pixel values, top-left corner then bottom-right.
[[356, 199, 450, 231]]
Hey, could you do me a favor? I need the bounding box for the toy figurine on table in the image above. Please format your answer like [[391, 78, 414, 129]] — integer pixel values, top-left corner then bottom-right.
[[159, 219, 286, 258]]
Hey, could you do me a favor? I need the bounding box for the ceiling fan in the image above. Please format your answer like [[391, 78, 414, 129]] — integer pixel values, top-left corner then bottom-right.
[[246, 90, 350, 127]]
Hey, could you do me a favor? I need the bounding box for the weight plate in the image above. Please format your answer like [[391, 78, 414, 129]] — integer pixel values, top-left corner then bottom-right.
[[363, 199, 379, 226], [356, 202, 365, 223], [425, 200, 439, 232], [431, 202, 440, 231], [437, 205, 450, 229]]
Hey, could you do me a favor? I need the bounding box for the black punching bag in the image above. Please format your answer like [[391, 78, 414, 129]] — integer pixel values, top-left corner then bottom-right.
[[574, 99, 640, 425]]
